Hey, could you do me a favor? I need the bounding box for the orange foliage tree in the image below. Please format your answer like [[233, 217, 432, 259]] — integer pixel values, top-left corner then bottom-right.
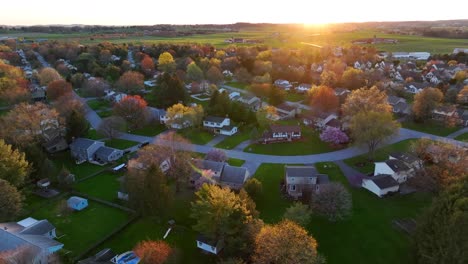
[[117, 71, 144, 94], [46, 80, 72, 101], [307, 85, 339, 113], [113, 95, 148, 129], [133, 240, 172, 264], [141, 55, 155, 77]]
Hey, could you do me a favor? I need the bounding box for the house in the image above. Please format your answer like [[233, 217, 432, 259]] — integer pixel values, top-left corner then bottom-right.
[[67, 196, 88, 211], [362, 174, 400, 197], [260, 124, 301, 144], [312, 112, 339, 130], [203, 116, 238, 136], [94, 146, 124, 163], [374, 159, 412, 183], [389, 152, 422, 170], [432, 105, 458, 121], [456, 109, 468, 127], [334, 87, 351, 97], [104, 91, 127, 103], [0, 218, 64, 264], [70, 138, 105, 163], [110, 251, 140, 264], [284, 165, 329, 199], [387, 96, 410, 115], [237, 95, 261, 111], [196, 234, 224, 255], [43, 136, 68, 153], [274, 79, 293, 90], [453, 48, 468, 54], [295, 83, 312, 93], [404, 82, 429, 94], [78, 248, 116, 264], [219, 165, 248, 190], [275, 103, 300, 120]]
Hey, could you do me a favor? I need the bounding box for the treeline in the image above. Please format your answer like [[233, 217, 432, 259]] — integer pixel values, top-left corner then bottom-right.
[[422, 29, 468, 39]]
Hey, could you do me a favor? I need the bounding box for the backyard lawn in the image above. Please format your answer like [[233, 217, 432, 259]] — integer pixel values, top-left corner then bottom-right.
[[97, 110, 113, 118], [74, 172, 123, 202], [177, 128, 214, 145], [30, 198, 130, 258], [83, 128, 104, 140], [225, 81, 249, 90], [343, 139, 418, 175], [227, 158, 245, 166], [252, 162, 431, 264], [87, 99, 111, 112], [455, 132, 468, 142], [401, 120, 461, 136], [104, 138, 138, 150], [285, 92, 306, 102], [244, 128, 334, 155], [50, 152, 108, 180], [130, 123, 167, 137], [215, 129, 251, 149]]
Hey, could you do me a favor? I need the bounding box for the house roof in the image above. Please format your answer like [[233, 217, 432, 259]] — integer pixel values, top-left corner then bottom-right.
[[78, 248, 116, 264], [204, 116, 227, 124], [370, 174, 399, 189], [67, 196, 87, 206], [192, 159, 225, 173], [285, 166, 318, 178], [0, 229, 40, 252], [220, 165, 247, 185], [387, 95, 405, 105], [385, 159, 410, 172], [269, 125, 301, 134], [19, 220, 55, 235], [317, 174, 330, 184], [390, 152, 419, 165], [276, 103, 296, 112], [325, 118, 341, 128], [95, 146, 120, 157], [393, 101, 409, 113], [70, 138, 100, 150], [334, 88, 350, 95]]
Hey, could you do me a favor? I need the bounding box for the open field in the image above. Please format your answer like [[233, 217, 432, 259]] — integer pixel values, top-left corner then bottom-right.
[[252, 162, 431, 264]]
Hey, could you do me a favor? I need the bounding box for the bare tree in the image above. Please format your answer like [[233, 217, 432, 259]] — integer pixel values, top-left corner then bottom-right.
[[205, 149, 227, 162], [98, 116, 126, 139], [0, 246, 38, 264], [310, 183, 352, 222]]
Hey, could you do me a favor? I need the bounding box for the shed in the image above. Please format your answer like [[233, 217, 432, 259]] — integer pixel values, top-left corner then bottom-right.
[[196, 234, 224, 255], [67, 196, 88, 211]]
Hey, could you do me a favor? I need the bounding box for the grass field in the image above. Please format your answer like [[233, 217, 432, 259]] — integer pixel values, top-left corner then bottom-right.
[[130, 123, 167, 137], [51, 152, 108, 180], [252, 162, 431, 264], [401, 120, 461, 136], [225, 81, 250, 90], [30, 198, 130, 258], [87, 99, 111, 112], [285, 92, 306, 102], [83, 128, 104, 140], [177, 128, 214, 145], [455, 132, 468, 142], [245, 127, 334, 156], [97, 110, 113, 118], [215, 129, 251, 149], [74, 172, 123, 202], [227, 158, 245, 166], [104, 138, 138, 149], [343, 139, 418, 175]]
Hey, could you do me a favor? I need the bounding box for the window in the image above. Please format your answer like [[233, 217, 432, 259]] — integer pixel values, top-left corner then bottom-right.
[[290, 185, 296, 191], [197, 241, 202, 247]]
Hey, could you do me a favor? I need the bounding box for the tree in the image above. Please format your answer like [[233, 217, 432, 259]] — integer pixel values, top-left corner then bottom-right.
[[186, 62, 204, 82], [412, 87, 443, 122], [46, 80, 72, 101], [0, 245, 37, 264], [413, 177, 468, 264], [341, 67, 366, 89], [256, 106, 277, 128], [0, 139, 31, 187], [341, 86, 392, 118], [158, 52, 176, 73], [283, 202, 312, 227], [0, 60, 30, 103], [117, 71, 144, 94], [0, 102, 64, 148], [320, 127, 349, 145], [268, 86, 286, 106], [82, 77, 109, 97], [205, 149, 227, 162], [113, 95, 149, 130], [66, 109, 89, 140], [252, 220, 319, 264], [54, 93, 86, 119], [133, 240, 173, 264], [243, 178, 263, 200], [320, 70, 337, 87], [206, 66, 224, 84], [140, 55, 155, 77], [310, 182, 352, 221], [165, 103, 204, 129], [457, 86, 468, 104], [350, 111, 400, 158], [0, 179, 23, 221], [98, 116, 126, 139], [307, 85, 340, 113], [104, 65, 121, 82], [153, 73, 188, 108], [38, 67, 62, 86], [235, 67, 252, 83]]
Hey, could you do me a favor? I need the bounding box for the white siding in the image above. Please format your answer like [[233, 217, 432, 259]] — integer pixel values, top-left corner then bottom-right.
[[374, 162, 394, 176]]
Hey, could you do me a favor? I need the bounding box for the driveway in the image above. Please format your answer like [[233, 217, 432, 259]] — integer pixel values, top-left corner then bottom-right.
[[206, 135, 227, 147]]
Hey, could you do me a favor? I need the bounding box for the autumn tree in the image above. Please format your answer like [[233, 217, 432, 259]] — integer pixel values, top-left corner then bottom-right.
[[140, 55, 155, 77], [54, 93, 85, 119], [0, 179, 23, 221], [46, 80, 72, 101], [82, 77, 109, 97], [412, 87, 443, 122], [310, 182, 352, 221], [133, 240, 173, 264], [165, 103, 204, 129], [113, 95, 149, 130], [38, 67, 62, 86], [283, 202, 312, 227], [98, 116, 126, 139], [205, 149, 227, 162], [256, 106, 277, 128], [341, 86, 392, 118], [0, 140, 31, 187], [307, 85, 340, 113], [235, 67, 252, 83], [268, 86, 286, 106], [116, 71, 144, 94], [0, 60, 29, 103], [0, 245, 37, 264], [413, 177, 468, 264], [457, 86, 468, 105], [243, 178, 263, 200], [252, 220, 320, 264], [158, 52, 176, 73], [341, 67, 366, 89], [350, 111, 400, 158], [206, 66, 224, 84], [320, 70, 337, 87], [153, 73, 188, 108], [186, 62, 204, 82]]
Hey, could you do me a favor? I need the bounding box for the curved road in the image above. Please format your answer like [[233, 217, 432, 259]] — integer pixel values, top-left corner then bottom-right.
[[80, 93, 467, 165]]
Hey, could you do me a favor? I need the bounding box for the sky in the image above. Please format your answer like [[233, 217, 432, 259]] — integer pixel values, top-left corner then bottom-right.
[[1, 0, 467, 26]]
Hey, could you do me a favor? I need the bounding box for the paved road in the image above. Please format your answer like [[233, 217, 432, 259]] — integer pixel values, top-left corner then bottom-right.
[[446, 127, 468, 139], [34, 52, 51, 68], [334, 160, 366, 188]]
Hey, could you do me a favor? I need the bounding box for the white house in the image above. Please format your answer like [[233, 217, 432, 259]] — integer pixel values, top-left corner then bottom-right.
[[374, 159, 412, 183], [196, 235, 224, 255], [203, 116, 238, 136], [295, 83, 312, 93], [362, 175, 400, 197], [274, 79, 292, 90]]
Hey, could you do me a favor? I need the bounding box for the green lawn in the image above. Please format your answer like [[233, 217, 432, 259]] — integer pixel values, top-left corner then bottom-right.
[[50, 151, 108, 180], [130, 123, 167, 137], [0, 108, 10, 116], [227, 158, 245, 166], [343, 139, 418, 175], [455, 132, 468, 142], [245, 127, 334, 156], [83, 128, 104, 140], [285, 92, 306, 102], [214, 129, 251, 149], [97, 110, 113, 118], [177, 128, 214, 145], [252, 162, 431, 264], [87, 99, 111, 111], [225, 81, 250, 90], [74, 172, 123, 202], [30, 198, 130, 258], [104, 138, 138, 150], [401, 120, 461, 136]]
